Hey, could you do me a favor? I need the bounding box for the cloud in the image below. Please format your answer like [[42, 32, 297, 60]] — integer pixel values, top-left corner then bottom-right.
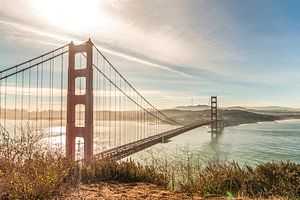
[[0, 19, 76, 45], [1, 0, 300, 107], [96, 45, 195, 78], [0, 18, 195, 79], [1, 0, 244, 79]]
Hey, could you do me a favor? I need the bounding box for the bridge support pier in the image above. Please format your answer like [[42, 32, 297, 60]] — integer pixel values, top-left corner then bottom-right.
[[66, 40, 93, 162], [210, 96, 224, 136], [161, 136, 166, 143], [217, 120, 224, 130], [211, 96, 218, 135]]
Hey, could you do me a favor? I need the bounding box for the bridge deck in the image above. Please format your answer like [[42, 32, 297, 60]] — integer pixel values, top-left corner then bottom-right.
[[94, 121, 211, 160]]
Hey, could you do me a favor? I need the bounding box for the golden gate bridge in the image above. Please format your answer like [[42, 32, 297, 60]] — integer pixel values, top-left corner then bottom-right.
[[0, 39, 223, 162]]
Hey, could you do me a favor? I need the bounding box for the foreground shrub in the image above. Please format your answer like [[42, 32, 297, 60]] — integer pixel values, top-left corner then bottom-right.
[[189, 161, 248, 196], [0, 128, 168, 199], [0, 152, 73, 199], [140, 147, 300, 198], [81, 158, 169, 187], [0, 127, 75, 199], [246, 161, 300, 197], [173, 160, 300, 198], [1, 128, 299, 199]]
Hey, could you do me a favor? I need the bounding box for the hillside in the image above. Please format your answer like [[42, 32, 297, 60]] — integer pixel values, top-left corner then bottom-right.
[[162, 109, 281, 126], [174, 104, 210, 111]]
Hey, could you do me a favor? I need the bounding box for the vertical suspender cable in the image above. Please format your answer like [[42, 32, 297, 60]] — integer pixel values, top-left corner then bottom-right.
[[118, 76, 122, 145], [28, 67, 31, 123], [0, 74, 2, 126], [102, 57, 105, 148], [135, 93, 137, 141], [4, 79, 7, 129], [52, 55, 54, 142], [40, 58, 43, 132], [97, 52, 100, 150], [49, 57, 51, 139], [14, 67, 17, 134], [143, 101, 145, 138], [125, 83, 127, 144], [36, 64, 39, 132], [103, 58, 105, 148], [114, 70, 117, 147], [21, 71, 24, 130], [60, 51, 64, 145], [109, 64, 111, 148]]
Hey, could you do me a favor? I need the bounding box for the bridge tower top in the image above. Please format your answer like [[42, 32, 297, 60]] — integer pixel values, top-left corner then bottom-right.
[[66, 40, 93, 162]]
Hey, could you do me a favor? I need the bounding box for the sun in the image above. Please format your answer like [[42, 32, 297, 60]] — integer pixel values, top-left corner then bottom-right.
[[31, 0, 101, 32]]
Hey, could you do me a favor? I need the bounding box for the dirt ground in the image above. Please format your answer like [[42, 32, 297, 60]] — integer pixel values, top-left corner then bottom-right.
[[59, 182, 225, 200]]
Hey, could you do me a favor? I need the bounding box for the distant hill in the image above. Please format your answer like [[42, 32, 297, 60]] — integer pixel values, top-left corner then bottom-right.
[[175, 105, 300, 112], [166, 105, 300, 126], [247, 106, 300, 112], [227, 106, 246, 110], [162, 109, 282, 126], [174, 104, 210, 111]]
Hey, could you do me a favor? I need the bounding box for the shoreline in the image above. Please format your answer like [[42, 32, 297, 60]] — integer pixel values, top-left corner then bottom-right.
[[225, 117, 300, 128]]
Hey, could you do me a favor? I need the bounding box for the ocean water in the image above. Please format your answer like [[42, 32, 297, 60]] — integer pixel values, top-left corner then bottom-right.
[[132, 119, 300, 166], [3, 119, 300, 165]]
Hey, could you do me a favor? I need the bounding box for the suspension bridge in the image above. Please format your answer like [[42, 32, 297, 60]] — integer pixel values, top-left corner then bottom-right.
[[0, 39, 223, 161]]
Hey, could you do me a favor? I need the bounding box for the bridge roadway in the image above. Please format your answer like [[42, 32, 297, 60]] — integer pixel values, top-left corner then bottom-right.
[[94, 120, 212, 160]]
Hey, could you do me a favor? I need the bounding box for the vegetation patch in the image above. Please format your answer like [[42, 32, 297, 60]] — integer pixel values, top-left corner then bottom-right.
[[140, 148, 300, 199], [0, 129, 168, 199], [1, 129, 299, 199], [81, 158, 168, 186], [179, 161, 300, 198]]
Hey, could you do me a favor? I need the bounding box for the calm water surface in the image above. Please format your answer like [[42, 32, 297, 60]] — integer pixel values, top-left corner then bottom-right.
[[133, 119, 300, 165], [4, 119, 299, 165]]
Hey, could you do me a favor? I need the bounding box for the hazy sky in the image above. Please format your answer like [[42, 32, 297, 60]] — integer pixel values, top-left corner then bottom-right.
[[0, 0, 300, 108]]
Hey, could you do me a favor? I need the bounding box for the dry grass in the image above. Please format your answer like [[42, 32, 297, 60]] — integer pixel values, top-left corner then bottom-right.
[[81, 158, 168, 187], [0, 128, 168, 199], [139, 147, 300, 199], [0, 127, 74, 199], [1, 128, 299, 199], [181, 161, 300, 198]]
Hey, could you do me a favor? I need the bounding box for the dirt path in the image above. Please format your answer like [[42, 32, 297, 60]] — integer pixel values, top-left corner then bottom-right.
[[60, 182, 208, 200]]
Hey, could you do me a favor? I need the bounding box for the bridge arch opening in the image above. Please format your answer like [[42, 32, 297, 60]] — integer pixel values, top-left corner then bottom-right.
[[75, 104, 85, 127], [75, 77, 86, 95], [75, 52, 87, 69]]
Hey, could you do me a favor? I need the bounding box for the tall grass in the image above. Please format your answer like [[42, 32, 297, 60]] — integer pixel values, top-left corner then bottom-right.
[[180, 160, 300, 198], [0, 128, 168, 199], [1, 128, 299, 199], [81, 158, 168, 186], [0, 127, 74, 199], [138, 147, 300, 198]]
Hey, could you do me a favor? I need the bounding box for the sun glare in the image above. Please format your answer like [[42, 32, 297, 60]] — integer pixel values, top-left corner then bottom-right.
[[31, 0, 101, 32]]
